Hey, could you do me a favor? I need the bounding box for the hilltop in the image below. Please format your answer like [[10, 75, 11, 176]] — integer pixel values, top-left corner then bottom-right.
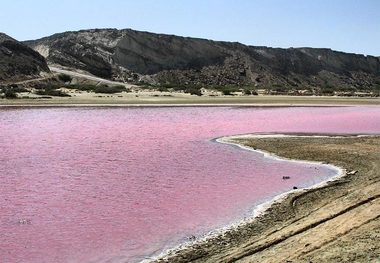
[[0, 33, 50, 82], [24, 28, 380, 95]]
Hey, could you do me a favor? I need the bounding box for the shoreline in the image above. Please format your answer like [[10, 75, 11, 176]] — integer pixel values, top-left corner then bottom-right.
[[1, 103, 379, 109], [151, 133, 380, 262], [0, 95, 379, 107], [0, 103, 354, 108], [147, 133, 346, 262]]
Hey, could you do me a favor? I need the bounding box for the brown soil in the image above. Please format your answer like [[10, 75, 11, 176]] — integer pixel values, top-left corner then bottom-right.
[[154, 135, 380, 263]]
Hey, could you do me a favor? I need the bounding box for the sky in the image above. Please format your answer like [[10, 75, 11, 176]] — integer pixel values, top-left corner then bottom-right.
[[1, 0, 379, 55]]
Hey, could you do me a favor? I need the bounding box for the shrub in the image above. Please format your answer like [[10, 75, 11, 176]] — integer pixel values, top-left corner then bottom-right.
[[58, 74, 73, 83], [11, 86, 28, 93], [243, 89, 251, 95], [213, 85, 240, 96], [65, 84, 127, 93], [320, 87, 334, 95], [158, 87, 169, 92], [243, 89, 256, 95], [339, 86, 357, 92], [0, 85, 29, 99], [35, 89, 71, 97], [93, 85, 127, 94], [4, 88, 18, 99], [271, 85, 288, 93], [242, 89, 258, 95], [33, 83, 62, 90], [184, 87, 202, 96], [66, 84, 94, 91], [162, 83, 176, 89], [222, 90, 232, 95], [2, 84, 28, 93], [139, 85, 155, 90]]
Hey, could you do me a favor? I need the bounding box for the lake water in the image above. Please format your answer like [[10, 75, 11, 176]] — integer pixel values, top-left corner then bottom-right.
[[1, 106, 379, 263]]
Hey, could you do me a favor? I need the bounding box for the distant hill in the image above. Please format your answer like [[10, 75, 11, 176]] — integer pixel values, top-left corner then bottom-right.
[[25, 29, 380, 92], [0, 33, 50, 82]]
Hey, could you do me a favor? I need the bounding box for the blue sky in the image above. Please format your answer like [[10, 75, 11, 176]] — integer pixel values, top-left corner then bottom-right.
[[1, 0, 379, 55]]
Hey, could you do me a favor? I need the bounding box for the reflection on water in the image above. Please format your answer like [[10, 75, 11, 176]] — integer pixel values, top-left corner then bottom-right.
[[0, 106, 379, 263]]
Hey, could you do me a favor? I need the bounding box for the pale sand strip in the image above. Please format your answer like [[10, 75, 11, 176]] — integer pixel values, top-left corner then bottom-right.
[[1, 94, 380, 106]]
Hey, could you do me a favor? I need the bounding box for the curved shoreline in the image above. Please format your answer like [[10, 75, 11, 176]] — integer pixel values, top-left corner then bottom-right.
[[147, 133, 374, 263], [216, 134, 347, 220]]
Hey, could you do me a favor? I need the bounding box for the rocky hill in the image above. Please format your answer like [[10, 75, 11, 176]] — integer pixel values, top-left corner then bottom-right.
[[0, 33, 50, 82], [25, 29, 380, 92]]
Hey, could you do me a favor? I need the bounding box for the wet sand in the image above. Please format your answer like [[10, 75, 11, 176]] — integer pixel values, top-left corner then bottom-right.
[[153, 135, 380, 263]]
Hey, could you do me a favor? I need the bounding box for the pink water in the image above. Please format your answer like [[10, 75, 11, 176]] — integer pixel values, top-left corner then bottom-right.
[[1, 106, 379, 263]]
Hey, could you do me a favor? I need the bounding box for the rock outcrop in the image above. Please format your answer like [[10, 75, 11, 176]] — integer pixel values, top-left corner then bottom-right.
[[0, 33, 50, 82], [25, 29, 380, 90]]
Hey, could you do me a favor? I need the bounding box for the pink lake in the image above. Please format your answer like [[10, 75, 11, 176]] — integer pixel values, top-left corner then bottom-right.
[[1, 106, 380, 263]]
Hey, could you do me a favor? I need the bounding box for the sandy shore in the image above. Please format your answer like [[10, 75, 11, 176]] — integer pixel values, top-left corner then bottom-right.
[[1, 94, 380, 106], [152, 134, 380, 263]]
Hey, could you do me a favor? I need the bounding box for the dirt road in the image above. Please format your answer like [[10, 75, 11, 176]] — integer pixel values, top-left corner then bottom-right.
[[49, 66, 134, 88]]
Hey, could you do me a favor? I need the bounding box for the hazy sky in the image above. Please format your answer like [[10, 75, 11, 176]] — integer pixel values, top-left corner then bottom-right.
[[1, 0, 379, 55]]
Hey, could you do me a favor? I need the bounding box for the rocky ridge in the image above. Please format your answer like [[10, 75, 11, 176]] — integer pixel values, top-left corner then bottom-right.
[[25, 29, 380, 92], [0, 33, 50, 82]]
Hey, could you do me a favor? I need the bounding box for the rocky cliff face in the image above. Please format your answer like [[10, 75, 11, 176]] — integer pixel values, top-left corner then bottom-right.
[[25, 29, 380, 90], [0, 33, 50, 82]]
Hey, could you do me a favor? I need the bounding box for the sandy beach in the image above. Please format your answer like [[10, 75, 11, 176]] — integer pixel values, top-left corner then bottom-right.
[[153, 134, 380, 262], [1, 94, 380, 106]]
